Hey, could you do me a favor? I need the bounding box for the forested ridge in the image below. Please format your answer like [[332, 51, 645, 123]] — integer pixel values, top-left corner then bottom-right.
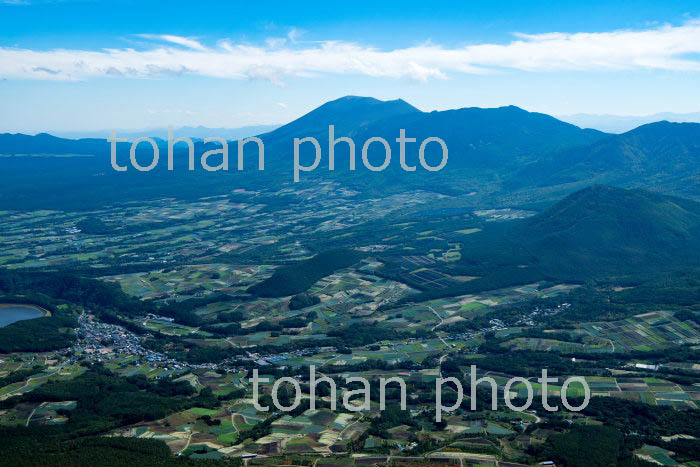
[[248, 248, 366, 297], [0, 364, 233, 466]]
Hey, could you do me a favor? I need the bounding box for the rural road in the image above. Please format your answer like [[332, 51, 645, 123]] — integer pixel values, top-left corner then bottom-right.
[[604, 338, 616, 352], [428, 305, 450, 350], [177, 429, 193, 455], [428, 305, 444, 332], [338, 418, 362, 442], [231, 412, 240, 434], [528, 410, 542, 423], [25, 404, 42, 426], [426, 305, 454, 375], [1, 364, 65, 402]]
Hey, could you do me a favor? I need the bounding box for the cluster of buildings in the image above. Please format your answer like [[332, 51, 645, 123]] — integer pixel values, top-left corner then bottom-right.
[[244, 345, 338, 367], [515, 303, 570, 327], [69, 313, 228, 373], [68, 313, 342, 375]]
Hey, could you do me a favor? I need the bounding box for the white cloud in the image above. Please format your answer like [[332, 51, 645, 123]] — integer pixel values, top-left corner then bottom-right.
[[2, 20, 700, 82], [136, 34, 207, 51], [265, 37, 287, 48], [287, 27, 304, 43]]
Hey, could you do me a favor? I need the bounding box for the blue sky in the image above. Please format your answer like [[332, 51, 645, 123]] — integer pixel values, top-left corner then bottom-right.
[[1, 0, 700, 133]]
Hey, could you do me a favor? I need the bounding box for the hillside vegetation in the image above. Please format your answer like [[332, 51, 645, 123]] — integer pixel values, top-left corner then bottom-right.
[[457, 185, 700, 279], [248, 248, 366, 297]]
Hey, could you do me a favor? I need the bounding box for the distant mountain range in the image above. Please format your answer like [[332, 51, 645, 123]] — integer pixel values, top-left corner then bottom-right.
[[558, 111, 700, 133], [52, 124, 281, 141], [1, 95, 700, 211], [514, 120, 700, 201], [255, 96, 609, 199]]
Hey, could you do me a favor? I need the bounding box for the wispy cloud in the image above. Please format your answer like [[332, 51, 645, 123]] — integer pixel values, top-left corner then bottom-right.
[[136, 34, 207, 51], [287, 27, 304, 43], [2, 20, 700, 82], [265, 37, 287, 48]]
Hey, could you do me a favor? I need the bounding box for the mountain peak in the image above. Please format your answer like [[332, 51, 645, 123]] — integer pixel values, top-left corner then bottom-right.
[[268, 96, 421, 137], [331, 95, 380, 103], [498, 104, 527, 112], [529, 184, 700, 245], [319, 95, 420, 114], [623, 119, 700, 136], [536, 184, 669, 221]]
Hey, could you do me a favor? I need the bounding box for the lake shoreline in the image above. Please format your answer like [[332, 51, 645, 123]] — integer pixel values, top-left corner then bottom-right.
[[0, 303, 52, 317]]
